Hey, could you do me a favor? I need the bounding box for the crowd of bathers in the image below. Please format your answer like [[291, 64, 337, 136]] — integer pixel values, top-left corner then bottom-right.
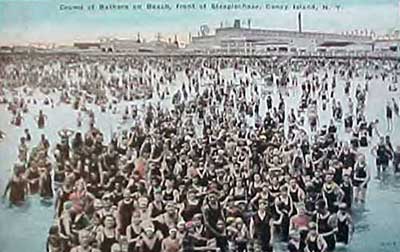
[[1, 55, 400, 252]]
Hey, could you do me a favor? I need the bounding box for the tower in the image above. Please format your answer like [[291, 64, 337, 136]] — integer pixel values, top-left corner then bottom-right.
[[174, 34, 179, 48], [298, 12, 302, 33]]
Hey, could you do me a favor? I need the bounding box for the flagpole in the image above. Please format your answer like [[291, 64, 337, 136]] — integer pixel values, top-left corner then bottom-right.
[[398, 0, 400, 59]]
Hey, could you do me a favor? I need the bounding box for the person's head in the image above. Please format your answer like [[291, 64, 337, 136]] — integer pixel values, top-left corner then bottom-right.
[[131, 211, 141, 225], [325, 171, 334, 182], [169, 228, 178, 238], [165, 178, 174, 188], [358, 154, 366, 164], [258, 199, 267, 210], [297, 203, 306, 215], [102, 194, 113, 208], [308, 222, 317, 236], [289, 178, 297, 188], [235, 217, 244, 229], [144, 223, 155, 237], [138, 197, 149, 209], [111, 243, 122, 252], [207, 191, 218, 204], [343, 173, 351, 183], [75, 179, 86, 193], [166, 202, 177, 215], [177, 221, 185, 232], [154, 189, 162, 201], [280, 185, 288, 197], [339, 203, 347, 212], [123, 189, 132, 202], [104, 215, 116, 229], [187, 188, 197, 201], [78, 230, 91, 247], [316, 200, 326, 214], [216, 219, 225, 232], [92, 213, 102, 226]]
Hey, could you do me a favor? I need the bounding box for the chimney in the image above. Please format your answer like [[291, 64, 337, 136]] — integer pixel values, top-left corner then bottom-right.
[[298, 12, 302, 33]]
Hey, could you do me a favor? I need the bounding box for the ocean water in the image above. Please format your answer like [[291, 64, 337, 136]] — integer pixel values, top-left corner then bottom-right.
[[0, 65, 400, 252]]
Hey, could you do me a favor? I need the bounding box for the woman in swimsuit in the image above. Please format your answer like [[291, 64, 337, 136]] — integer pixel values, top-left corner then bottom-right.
[[336, 203, 354, 245], [137, 222, 163, 252], [353, 155, 370, 203], [96, 215, 119, 252], [116, 189, 135, 236], [304, 222, 327, 252], [371, 137, 392, 179], [275, 185, 294, 242], [126, 211, 143, 252]]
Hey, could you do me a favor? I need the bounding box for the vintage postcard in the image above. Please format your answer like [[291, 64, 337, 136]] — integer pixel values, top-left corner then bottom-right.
[[0, 0, 399, 252]]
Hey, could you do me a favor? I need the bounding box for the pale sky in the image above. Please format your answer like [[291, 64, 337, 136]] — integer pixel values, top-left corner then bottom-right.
[[0, 0, 399, 45]]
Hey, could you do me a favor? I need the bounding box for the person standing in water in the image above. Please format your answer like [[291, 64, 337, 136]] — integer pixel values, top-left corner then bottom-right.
[[35, 109, 48, 129], [304, 222, 328, 252], [335, 203, 354, 246], [371, 137, 392, 179], [3, 165, 28, 206], [385, 101, 393, 132]]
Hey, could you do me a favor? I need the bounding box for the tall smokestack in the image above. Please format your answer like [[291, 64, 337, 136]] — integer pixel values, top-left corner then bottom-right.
[[298, 12, 302, 33]]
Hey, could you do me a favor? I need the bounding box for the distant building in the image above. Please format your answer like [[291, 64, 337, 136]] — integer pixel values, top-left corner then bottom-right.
[[374, 39, 400, 52], [99, 38, 179, 53], [189, 20, 373, 54], [73, 42, 101, 50]]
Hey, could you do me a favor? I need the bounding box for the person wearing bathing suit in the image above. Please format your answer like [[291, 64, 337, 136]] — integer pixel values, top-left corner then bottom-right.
[[3, 166, 28, 206], [202, 190, 225, 239], [393, 145, 400, 174], [275, 185, 294, 242], [71, 230, 100, 252], [36, 109, 47, 129], [322, 170, 344, 213], [116, 189, 135, 236], [96, 215, 119, 252], [353, 155, 370, 203], [250, 199, 281, 252], [335, 203, 354, 245], [305, 222, 327, 252], [371, 137, 392, 179], [137, 222, 163, 252], [126, 211, 143, 252], [315, 200, 336, 252], [290, 204, 310, 252], [161, 228, 180, 252]]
